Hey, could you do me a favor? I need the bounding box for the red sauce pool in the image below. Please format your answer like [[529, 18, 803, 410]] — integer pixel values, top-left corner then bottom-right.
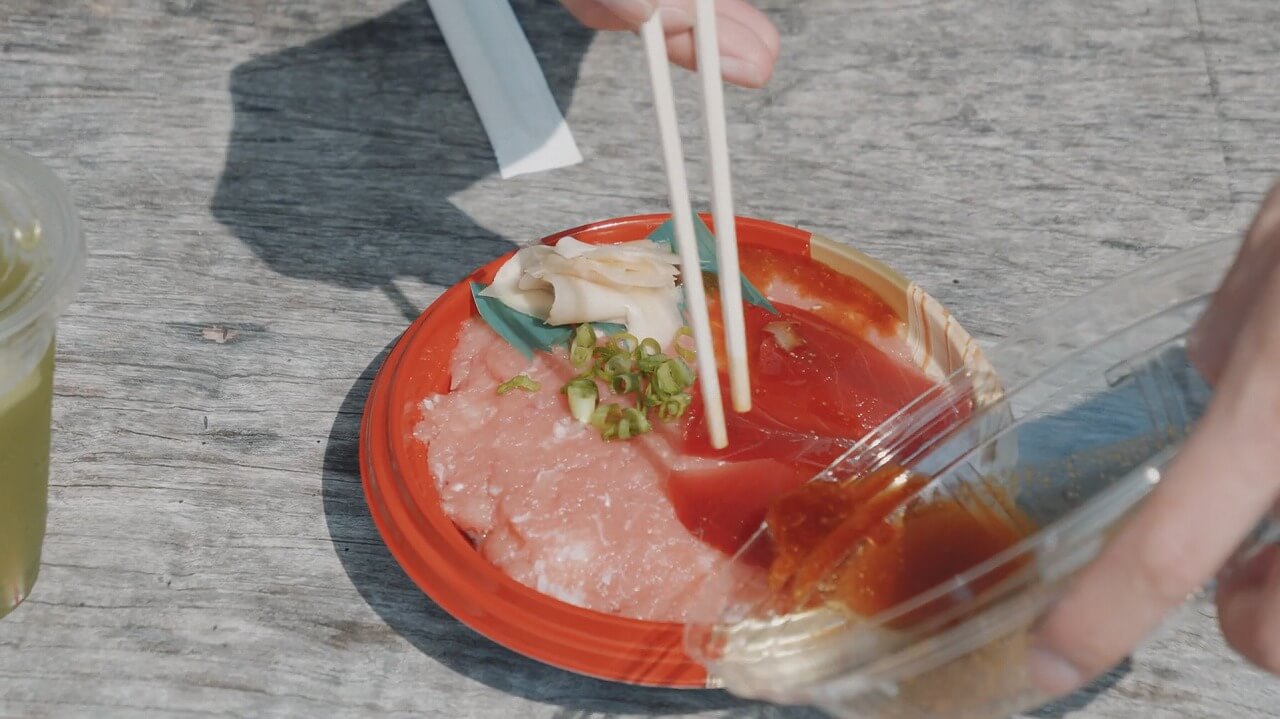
[[665, 247, 972, 556], [738, 245, 900, 337]]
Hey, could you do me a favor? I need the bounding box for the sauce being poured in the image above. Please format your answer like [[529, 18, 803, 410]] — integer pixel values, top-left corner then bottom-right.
[[765, 467, 1032, 626]]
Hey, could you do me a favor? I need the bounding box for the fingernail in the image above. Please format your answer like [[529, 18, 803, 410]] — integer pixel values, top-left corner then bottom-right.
[[1028, 648, 1084, 696], [719, 55, 765, 88], [600, 0, 658, 25]]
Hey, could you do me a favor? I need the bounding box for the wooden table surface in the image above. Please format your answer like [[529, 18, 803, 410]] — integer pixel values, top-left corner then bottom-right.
[[2, 0, 1279, 716]]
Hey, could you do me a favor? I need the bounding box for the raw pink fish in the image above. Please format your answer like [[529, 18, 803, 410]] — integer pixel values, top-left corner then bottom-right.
[[415, 320, 753, 623]]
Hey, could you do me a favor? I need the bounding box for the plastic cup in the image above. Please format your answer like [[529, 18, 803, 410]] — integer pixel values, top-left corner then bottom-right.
[[0, 147, 86, 618]]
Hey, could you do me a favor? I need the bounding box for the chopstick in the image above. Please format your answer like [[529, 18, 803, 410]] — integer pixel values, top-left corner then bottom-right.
[[693, 0, 752, 414], [640, 14, 729, 449]]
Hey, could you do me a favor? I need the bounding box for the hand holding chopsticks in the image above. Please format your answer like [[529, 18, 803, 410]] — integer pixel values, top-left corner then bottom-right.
[[560, 1, 779, 89], [640, 3, 752, 449]]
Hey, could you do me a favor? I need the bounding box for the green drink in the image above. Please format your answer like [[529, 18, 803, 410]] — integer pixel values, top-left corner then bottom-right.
[[0, 340, 53, 616], [0, 147, 85, 617]]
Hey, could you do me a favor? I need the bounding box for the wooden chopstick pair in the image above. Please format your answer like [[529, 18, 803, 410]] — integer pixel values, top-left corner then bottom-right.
[[640, 1, 750, 450]]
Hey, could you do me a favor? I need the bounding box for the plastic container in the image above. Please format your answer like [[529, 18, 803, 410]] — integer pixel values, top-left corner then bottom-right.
[[684, 237, 1280, 718], [359, 214, 994, 687], [0, 146, 86, 617]]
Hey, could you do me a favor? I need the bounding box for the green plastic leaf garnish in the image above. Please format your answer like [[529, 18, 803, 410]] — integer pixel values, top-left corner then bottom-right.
[[647, 214, 778, 315]]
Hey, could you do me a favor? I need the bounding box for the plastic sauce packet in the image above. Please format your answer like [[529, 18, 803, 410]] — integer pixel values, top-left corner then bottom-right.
[[684, 238, 1280, 719], [427, 0, 583, 179]]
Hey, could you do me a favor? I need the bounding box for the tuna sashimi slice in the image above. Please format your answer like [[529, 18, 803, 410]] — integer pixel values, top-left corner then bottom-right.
[[416, 320, 748, 623]]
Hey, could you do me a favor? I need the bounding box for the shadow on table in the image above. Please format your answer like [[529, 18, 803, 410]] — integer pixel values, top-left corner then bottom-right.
[[211, 0, 583, 321], [211, 1, 799, 713], [321, 347, 819, 717], [1028, 660, 1131, 719]]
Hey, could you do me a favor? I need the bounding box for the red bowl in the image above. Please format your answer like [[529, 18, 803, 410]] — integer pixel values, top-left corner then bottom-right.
[[358, 214, 989, 688]]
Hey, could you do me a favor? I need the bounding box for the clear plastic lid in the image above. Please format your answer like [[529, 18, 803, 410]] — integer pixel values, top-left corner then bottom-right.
[[684, 238, 1279, 719], [0, 146, 86, 395]]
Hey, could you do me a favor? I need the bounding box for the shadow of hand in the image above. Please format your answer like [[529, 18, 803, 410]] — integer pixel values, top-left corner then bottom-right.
[[211, 0, 592, 316]]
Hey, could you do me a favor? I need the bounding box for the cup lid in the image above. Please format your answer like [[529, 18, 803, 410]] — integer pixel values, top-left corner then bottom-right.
[[0, 146, 86, 344]]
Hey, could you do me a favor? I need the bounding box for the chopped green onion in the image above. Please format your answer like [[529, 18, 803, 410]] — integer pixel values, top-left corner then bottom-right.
[[653, 361, 682, 396], [610, 333, 639, 353], [603, 353, 633, 378], [591, 342, 619, 364], [610, 418, 631, 440], [559, 326, 699, 440], [570, 324, 596, 368], [497, 374, 541, 395], [638, 381, 660, 408], [673, 326, 696, 363], [637, 351, 668, 374], [570, 345, 593, 367], [573, 323, 597, 349], [595, 340, 624, 359], [658, 393, 691, 421], [589, 402, 615, 429], [589, 402, 654, 440], [622, 407, 651, 434], [671, 358, 695, 388], [564, 376, 599, 422], [610, 373, 640, 395]]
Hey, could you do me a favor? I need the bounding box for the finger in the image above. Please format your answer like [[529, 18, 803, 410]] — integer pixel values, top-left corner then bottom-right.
[[559, 0, 633, 30], [1189, 181, 1280, 384], [1218, 544, 1280, 673], [657, 0, 780, 60], [1029, 273, 1280, 696], [663, 13, 775, 87], [560, 1, 698, 34], [718, 0, 781, 60], [559, 0, 778, 87], [602, 0, 661, 27]]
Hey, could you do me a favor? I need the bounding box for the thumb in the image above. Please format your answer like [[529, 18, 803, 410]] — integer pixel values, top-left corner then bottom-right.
[[1189, 181, 1280, 384]]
